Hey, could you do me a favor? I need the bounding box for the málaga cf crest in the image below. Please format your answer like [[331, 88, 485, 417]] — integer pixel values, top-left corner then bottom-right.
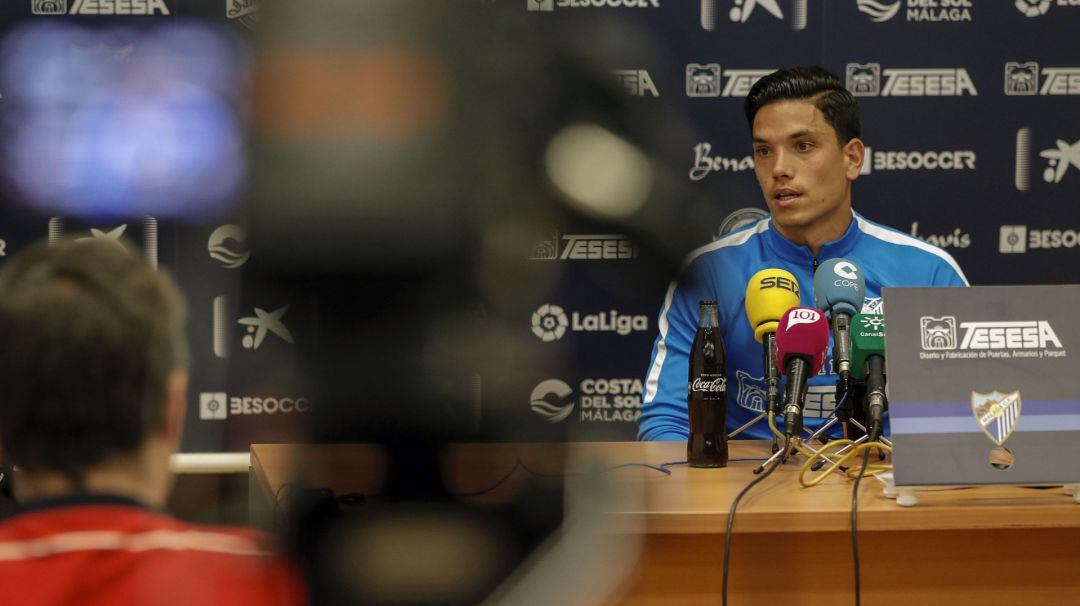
[[971, 390, 1022, 446]]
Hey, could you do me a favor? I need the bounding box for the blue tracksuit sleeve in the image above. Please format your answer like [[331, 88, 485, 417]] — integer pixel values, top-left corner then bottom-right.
[[929, 254, 969, 286], [638, 259, 717, 441]]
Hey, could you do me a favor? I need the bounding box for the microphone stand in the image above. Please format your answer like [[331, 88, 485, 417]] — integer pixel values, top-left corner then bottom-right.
[[727, 333, 781, 454]]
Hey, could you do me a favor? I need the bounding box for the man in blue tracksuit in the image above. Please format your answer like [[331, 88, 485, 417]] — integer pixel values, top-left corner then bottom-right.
[[638, 67, 967, 442]]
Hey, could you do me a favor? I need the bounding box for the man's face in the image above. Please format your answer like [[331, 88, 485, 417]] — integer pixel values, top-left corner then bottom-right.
[[751, 100, 862, 235]]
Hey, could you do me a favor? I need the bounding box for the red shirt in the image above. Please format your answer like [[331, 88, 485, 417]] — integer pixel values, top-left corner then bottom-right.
[[0, 495, 307, 606]]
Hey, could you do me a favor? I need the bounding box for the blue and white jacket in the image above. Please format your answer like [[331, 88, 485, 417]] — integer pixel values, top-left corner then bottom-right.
[[638, 211, 968, 441]]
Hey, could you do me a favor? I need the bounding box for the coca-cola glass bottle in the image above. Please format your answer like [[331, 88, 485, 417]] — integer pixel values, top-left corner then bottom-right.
[[688, 300, 728, 467]]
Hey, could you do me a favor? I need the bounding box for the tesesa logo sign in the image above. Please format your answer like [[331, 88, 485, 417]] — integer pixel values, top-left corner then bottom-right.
[[846, 63, 977, 96], [920, 315, 1064, 351], [529, 232, 637, 261]]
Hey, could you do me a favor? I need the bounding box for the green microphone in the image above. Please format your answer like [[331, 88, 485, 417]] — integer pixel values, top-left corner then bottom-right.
[[850, 314, 887, 439]]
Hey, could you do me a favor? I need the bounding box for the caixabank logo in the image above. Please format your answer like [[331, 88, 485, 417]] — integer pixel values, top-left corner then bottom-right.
[[846, 63, 977, 96], [1004, 62, 1080, 95], [48, 217, 158, 269], [530, 378, 642, 423], [1014, 127, 1080, 191], [919, 315, 1065, 360], [701, 0, 807, 31], [199, 392, 310, 420]]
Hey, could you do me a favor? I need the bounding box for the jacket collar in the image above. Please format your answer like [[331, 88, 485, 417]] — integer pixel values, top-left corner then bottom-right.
[[763, 210, 862, 267]]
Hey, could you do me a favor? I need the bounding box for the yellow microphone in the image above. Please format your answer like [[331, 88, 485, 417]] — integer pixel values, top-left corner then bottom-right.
[[745, 269, 801, 343], [744, 269, 801, 418]]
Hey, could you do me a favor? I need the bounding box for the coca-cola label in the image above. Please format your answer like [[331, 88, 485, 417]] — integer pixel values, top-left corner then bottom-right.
[[690, 375, 726, 397]]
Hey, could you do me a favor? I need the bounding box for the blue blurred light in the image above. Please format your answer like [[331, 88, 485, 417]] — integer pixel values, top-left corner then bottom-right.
[[0, 21, 249, 220]]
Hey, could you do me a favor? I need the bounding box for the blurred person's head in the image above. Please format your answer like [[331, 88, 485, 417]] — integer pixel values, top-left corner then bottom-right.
[[744, 66, 864, 250], [0, 239, 189, 506]]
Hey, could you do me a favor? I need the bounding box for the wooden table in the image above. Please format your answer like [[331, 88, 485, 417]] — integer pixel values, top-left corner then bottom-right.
[[251, 441, 1080, 605]]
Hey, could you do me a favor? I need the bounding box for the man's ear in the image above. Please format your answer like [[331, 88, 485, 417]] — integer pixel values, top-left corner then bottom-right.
[[162, 370, 189, 447], [844, 137, 865, 181]]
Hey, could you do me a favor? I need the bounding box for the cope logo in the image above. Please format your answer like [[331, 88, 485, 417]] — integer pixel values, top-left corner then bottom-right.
[[689, 143, 754, 181], [33, 0, 170, 14], [613, 70, 658, 97], [1014, 0, 1080, 18], [1014, 127, 1080, 191], [1005, 62, 1080, 95], [531, 304, 648, 341], [920, 315, 1064, 351], [529, 232, 637, 261], [846, 63, 977, 97], [685, 64, 774, 98], [832, 261, 860, 289], [199, 392, 310, 420], [701, 0, 807, 31]]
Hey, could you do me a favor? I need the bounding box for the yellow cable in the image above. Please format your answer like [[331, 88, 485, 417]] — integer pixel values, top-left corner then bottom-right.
[[798, 439, 892, 488]]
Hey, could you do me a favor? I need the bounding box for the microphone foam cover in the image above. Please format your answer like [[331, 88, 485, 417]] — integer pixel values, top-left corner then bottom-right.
[[745, 268, 801, 343], [813, 258, 866, 318], [850, 313, 886, 380], [776, 306, 830, 375]]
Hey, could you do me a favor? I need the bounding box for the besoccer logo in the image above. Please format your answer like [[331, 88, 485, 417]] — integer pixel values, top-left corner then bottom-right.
[[532, 304, 569, 342], [1000, 226, 1028, 253], [528, 0, 554, 10], [847, 63, 881, 96], [200, 392, 228, 420], [920, 316, 957, 350], [1015, 0, 1051, 16]]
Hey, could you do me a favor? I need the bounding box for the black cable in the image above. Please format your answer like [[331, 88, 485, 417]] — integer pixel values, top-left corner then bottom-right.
[[722, 437, 791, 606], [851, 447, 872, 606]]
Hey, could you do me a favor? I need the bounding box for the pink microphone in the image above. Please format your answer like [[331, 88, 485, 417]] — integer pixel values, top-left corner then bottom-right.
[[775, 307, 830, 437]]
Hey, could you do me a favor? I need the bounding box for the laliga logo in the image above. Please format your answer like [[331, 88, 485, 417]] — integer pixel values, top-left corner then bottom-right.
[[787, 308, 821, 328]]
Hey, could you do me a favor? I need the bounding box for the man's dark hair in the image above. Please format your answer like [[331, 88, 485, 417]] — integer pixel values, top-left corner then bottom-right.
[[0, 239, 188, 484], [744, 66, 861, 144]]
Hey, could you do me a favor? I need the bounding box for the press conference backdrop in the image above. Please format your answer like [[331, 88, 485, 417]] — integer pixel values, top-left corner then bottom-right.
[[0, 0, 1077, 450]]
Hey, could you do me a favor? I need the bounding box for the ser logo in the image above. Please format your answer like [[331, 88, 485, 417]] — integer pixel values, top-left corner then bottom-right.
[[846, 62, 977, 97], [1005, 62, 1080, 95]]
